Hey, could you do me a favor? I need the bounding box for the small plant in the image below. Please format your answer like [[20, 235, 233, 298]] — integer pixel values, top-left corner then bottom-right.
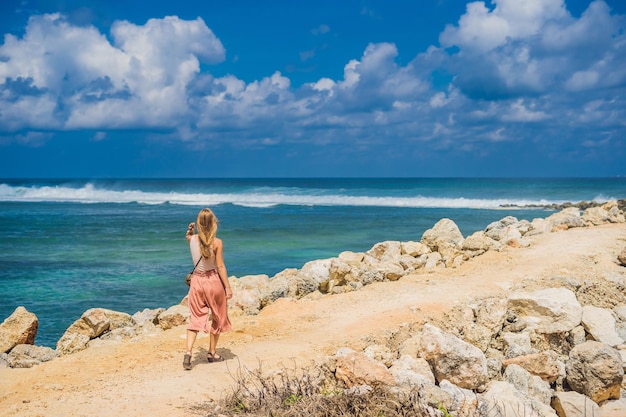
[[438, 403, 453, 417], [282, 393, 302, 406]]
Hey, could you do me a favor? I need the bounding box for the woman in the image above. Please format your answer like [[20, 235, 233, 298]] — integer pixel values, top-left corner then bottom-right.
[[183, 208, 233, 370]]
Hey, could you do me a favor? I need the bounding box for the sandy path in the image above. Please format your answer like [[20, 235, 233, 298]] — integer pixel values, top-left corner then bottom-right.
[[1, 223, 625, 416]]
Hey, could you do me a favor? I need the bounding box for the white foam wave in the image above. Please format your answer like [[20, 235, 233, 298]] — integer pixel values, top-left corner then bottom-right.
[[0, 183, 563, 209]]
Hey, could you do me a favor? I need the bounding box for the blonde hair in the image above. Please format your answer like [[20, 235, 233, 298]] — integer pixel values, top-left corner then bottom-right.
[[197, 208, 218, 259]]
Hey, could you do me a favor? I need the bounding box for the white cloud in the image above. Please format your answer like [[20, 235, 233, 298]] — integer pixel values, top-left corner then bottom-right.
[[0, 14, 225, 130], [441, 0, 625, 98], [501, 99, 549, 122]]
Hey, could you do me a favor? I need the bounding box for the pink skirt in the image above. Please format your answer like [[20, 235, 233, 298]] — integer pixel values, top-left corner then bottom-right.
[[187, 269, 232, 334]]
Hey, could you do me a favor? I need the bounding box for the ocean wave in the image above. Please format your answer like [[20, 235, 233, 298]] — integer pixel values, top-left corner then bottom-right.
[[0, 183, 571, 209]]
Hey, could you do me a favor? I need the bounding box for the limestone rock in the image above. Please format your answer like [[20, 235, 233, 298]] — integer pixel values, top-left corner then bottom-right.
[[389, 354, 435, 386], [263, 275, 290, 305], [7, 344, 59, 368], [462, 231, 501, 252], [600, 398, 626, 417], [132, 308, 165, 327], [334, 348, 395, 388], [424, 252, 443, 268], [56, 332, 90, 355], [507, 288, 582, 334], [364, 344, 395, 367], [551, 391, 600, 417], [230, 288, 261, 315], [438, 379, 479, 416], [566, 341, 623, 404], [0, 306, 38, 353], [374, 261, 405, 281], [546, 207, 585, 232], [81, 308, 111, 337], [474, 297, 508, 334], [479, 381, 557, 417], [420, 218, 464, 263], [418, 323, 489, 391], [157, 305, 189, 330], [501, 331, 536, 359], [367, 241, 401, 262], [462, 323, 492, 352], [581, 305, 623, 347], [582, 206, 611, 226], [502, 350, 564, 383], [503, 364, 552, 405], [400, 241, 431, 257]]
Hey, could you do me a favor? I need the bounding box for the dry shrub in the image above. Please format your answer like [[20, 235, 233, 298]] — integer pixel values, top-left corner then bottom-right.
[[200, 361, 442, 417]]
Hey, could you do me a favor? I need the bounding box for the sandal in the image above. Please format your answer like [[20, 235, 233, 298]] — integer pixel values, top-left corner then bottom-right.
[[183, 353, 192, 370], [207, 352, 223, 363]]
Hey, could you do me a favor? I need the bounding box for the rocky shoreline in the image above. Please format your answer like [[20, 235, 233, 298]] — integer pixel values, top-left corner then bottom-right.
[[500, 198, 626, 213], [2, 200, 626, 416]]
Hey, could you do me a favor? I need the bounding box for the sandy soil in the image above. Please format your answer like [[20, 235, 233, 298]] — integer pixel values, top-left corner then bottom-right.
[[1, 223, 626, 417]]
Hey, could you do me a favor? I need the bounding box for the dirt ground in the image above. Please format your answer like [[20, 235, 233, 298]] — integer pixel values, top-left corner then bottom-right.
[[1, 223, 626, 417]]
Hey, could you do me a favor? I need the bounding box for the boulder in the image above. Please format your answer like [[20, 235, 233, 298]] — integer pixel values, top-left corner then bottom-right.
[[501, 332, 536, 359], [582, 207, 611, 226], [374, 261, 405, 281], [581, 305, 623, 347], [474, 297, 508, 334], [507, 288, 582, 334], [0, 306, 38, 353], [479, 381, 557, 417], [424, 252, 443, 269], [600, 398, 626, 417], [81, 308, 111, 337], [157, 305, 189, 330], [262, 275, 291, 305], [546, 208, 585, 232], [367, 241, 402, 262], [462, 231, 501, 253], [299, 258, 332, 293], [229, 288, 261, 315], [334, 348, 395, 388], [389, 354, 436, 386], [551, 391, 600, 417], [56, 308, 139, 354], [438, 379, 479, 415], [364, 344, 395, 368], [418, 323, 489, 391], [503, 364, 552, 405], [502, 350, 564, 383], [566, 341, 623, 404], [400, 241, 431, 257], [338, 251, 365, 265], [56, 332, 91, 355], [132, 308, 165, 327], [420, 218, 464, 263], [7, 344, 59, 368], [462, 323, 492, 352]]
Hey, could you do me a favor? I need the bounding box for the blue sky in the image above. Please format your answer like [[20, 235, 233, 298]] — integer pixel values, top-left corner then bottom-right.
[[0, 0, 624, 178]]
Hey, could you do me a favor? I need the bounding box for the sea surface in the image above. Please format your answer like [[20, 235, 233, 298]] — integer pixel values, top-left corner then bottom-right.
[[1, 178, 624, 348]]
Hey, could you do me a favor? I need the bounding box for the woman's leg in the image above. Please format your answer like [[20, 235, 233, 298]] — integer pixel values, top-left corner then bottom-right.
[[209, 333, 220, 355], [186, 329, 198, 354]]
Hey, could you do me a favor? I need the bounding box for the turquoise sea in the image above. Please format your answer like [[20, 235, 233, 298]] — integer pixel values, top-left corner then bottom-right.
[[1, 178, 625, 347]]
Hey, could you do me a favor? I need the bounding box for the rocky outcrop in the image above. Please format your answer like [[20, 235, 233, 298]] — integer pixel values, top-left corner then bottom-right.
[[418, 323, 489, 391], [566, 341, 623, 404], [57, 308, 136, 354], [0, 306, 38, 353]]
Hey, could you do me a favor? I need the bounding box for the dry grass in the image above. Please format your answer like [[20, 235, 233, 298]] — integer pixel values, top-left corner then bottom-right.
[[196, 361, 443, 417]]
